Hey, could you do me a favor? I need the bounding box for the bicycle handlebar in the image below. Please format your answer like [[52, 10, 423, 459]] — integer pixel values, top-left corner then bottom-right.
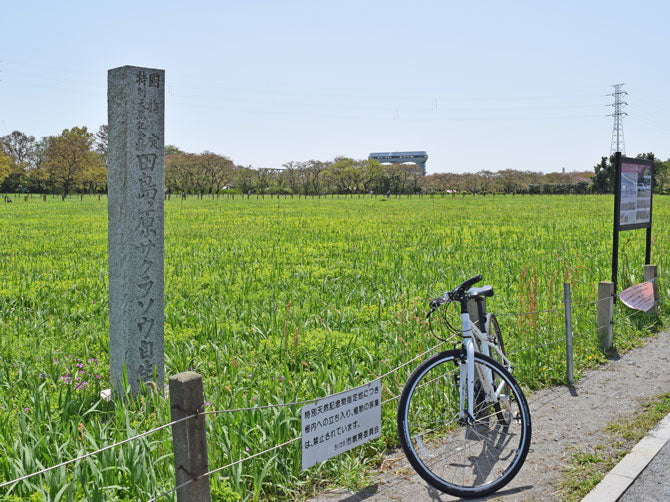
[[454, 274, 482, 293], [427, 275, 483, 318]]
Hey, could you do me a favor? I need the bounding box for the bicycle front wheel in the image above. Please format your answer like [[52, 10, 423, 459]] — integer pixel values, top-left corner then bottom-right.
[[397, 350, 531, 498]]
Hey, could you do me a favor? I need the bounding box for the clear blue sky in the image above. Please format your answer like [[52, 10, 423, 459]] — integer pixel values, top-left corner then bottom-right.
[[1, 0, 668, 174]]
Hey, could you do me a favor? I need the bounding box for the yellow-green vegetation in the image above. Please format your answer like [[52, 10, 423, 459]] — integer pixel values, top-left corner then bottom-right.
[[0, 194, 669, 501], [558, 393, 670, 501]]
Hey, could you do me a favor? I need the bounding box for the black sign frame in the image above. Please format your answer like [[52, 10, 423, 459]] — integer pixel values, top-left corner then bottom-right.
[[611, 152, 654, 294]]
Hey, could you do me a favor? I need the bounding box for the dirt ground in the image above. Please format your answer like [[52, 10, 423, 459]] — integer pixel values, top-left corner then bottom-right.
[[307, 328, 670, 502]]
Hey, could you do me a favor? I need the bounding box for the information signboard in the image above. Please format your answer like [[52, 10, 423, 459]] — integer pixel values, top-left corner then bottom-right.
[[619, 159, 653, 230], [301, 380, 382, 470], [611, 153, 654, 293]]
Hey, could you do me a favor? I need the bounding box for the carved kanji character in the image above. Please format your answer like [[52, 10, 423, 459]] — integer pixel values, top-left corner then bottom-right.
[[137, 153, 157, 171]]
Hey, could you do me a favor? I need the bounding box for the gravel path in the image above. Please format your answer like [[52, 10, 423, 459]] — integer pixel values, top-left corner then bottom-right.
[[308, 329, 670, 502]]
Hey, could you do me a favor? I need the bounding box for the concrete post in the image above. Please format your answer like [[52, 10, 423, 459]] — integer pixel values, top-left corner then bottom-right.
[[598, 281, 614, 353], [644, 264, 658, 315], [169, 372, 211, 502]]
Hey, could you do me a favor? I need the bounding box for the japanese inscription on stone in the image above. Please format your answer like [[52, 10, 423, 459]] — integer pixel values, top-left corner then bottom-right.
[[108, 66, 165, 395], [301, 380, 382, 470]]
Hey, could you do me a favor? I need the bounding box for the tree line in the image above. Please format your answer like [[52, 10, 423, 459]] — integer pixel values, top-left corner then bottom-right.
[[0, 127, 106, 199], [2, 127, 669, 197]]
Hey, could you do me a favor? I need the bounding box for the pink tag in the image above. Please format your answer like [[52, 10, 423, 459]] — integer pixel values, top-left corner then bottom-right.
[[619, 282, 655, 312]]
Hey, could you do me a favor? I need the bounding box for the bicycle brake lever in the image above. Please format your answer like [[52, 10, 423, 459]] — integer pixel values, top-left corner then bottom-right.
[[427, 295, 448, 318]]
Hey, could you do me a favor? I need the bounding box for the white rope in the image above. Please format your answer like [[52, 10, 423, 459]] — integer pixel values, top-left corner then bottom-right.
[[147, 436, 301, 501], [205, 338, 447, 418], [494, 294, 615, 318], [0, 413, 198, 490]]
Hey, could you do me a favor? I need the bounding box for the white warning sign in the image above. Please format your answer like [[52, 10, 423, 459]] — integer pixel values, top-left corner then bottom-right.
[[619, 282, 655, 312], [301, 380, 382, 470]]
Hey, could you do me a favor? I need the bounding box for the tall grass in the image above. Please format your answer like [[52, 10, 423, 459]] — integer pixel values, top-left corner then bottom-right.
[[0, 194, 668, 500]]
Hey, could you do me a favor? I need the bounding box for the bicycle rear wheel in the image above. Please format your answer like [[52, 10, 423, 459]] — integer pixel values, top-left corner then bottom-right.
[[486, 314, 512, 425], [397, 350, 531, 498], [486, 313, 506, 361]]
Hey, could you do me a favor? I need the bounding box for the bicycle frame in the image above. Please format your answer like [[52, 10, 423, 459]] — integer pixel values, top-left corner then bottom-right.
[[458, 311, 511, 422]]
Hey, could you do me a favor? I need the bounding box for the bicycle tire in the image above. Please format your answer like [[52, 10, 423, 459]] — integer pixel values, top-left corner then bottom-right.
[[487, 314, 506, 359], [486, 314, 511, 424], [397, 349, 531, 498]]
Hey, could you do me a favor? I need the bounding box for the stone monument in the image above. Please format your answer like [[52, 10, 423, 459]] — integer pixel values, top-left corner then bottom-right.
[[107, 65, 165, 395]]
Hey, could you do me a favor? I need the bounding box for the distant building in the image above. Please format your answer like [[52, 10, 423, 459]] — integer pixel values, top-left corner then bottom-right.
[[368, 151, 428, 176]]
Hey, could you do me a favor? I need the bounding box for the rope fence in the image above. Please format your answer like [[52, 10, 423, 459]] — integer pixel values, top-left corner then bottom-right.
[[0, 412, 199, 491], [0, 270, 666, 500], [148, 435, 302, 502], [0, 337, 451, 495]]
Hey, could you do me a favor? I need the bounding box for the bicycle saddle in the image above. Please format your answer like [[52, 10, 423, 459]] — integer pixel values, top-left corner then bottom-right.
[[467, 285, 494, 298]]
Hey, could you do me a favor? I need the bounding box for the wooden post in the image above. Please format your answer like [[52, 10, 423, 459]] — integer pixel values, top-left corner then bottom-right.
[[644, 264, 658, 315], [564, 283, 574, 385], [598, 281, 614, 353], [169, 372, 211, 502]]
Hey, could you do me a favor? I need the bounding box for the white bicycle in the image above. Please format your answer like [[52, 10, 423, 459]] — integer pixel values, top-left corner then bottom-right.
[[397, 275, 531, 498]]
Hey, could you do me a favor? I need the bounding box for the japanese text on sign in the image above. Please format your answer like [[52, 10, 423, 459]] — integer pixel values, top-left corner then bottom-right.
[[301, 380, 382, 470], [619, 282, 655, 312], [620, 160, 652, 228]]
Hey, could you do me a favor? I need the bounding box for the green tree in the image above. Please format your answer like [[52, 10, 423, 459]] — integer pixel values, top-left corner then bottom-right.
[[43, 127, 99, 199], [636, 152, 667, 193], [200, 151, 236, 197], [281, 161, 305, 194], [305, 160, 328, 194], [496, 169, 526, 193], [656, 159, 670, 193], [165, 144, 185, 156], [165, 152, 195, 194], [26, 137, 54, 193], [235, 167, 257, 193], [0, 130, 36, 172], [0, 130, 36, 191], [0, 149, 13, 187], [95, 125, 108, 165], [592, 156, 613, 193], [324, 157, 366, 193], [360, 159, 384, 192]]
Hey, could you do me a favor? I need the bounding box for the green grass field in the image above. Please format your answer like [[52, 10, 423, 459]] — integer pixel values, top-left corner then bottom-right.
[[0, 194, 668, 501]]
